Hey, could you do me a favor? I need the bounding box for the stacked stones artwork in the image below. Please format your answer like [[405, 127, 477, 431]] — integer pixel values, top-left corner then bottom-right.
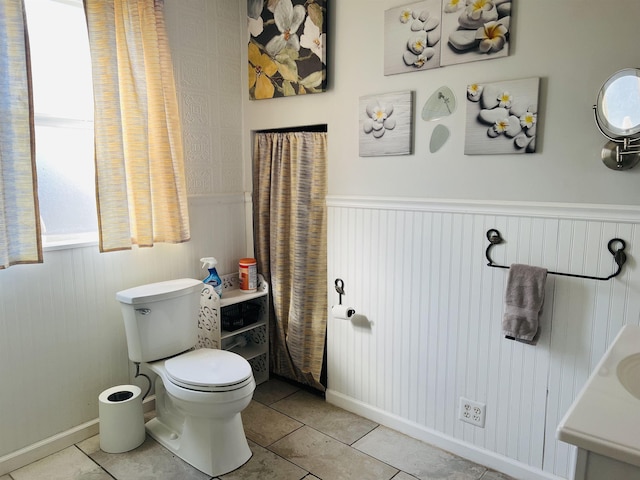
[[385, 0, 512, 75]]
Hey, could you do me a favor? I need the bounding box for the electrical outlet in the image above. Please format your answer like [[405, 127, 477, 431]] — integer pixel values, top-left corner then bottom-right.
[[459, 397, 486, 428]]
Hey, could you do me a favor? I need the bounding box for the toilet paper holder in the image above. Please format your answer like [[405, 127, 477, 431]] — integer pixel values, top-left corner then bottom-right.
[[333, 278, 356, 319]]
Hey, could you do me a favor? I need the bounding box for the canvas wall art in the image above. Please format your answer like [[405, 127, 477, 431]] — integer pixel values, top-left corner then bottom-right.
[[384, 0, 512, 75], [440, 0, 511, 67], [464, 77, 539, 155], [248, 0, 327, 100], [359, 91, 414, 157], [384, 0, 442, 75]]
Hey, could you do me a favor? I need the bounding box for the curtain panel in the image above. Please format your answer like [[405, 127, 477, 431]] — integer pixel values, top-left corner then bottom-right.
[[253, 131, 328, 390], [0, 0, 42, 269], [84, 0, 189, 252]]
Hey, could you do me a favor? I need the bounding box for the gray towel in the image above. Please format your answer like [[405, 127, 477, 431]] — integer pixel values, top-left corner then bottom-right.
[[502, 263, 547, 344]]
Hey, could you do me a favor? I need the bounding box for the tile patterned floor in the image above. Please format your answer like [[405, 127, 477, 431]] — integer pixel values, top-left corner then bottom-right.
[[3, 378, 514, 480]]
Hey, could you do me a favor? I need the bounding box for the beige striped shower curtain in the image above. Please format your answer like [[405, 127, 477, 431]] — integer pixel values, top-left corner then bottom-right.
[[253, 131, 327, 390]]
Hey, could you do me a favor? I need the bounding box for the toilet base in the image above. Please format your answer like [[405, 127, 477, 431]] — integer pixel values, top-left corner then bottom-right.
[[143, 355, 255, 476], [146, 413, 252, 476]]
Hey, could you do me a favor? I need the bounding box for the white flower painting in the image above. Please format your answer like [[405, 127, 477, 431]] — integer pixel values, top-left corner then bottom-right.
[[440, 0, 511, 66], [360, 91, 414, 157], [464, 77, 539, 155], [384, 0, 442, 75], [248, 0, 326, 100], [384, 0, 512, 75]]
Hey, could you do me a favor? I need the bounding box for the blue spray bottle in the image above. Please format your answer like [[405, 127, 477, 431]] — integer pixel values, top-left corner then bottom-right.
[[200, 257, 223, 298]]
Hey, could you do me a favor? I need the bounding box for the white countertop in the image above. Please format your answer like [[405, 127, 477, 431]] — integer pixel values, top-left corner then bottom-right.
[[557, 324, 640, 467]]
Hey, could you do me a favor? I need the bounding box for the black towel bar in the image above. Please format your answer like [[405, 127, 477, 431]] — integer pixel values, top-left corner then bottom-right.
[[485, 229, 627, 281]]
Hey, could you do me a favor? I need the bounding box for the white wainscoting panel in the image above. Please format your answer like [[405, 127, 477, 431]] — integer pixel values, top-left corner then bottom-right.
[[0, 194, 247, 471], [326, 196, 640, 480]]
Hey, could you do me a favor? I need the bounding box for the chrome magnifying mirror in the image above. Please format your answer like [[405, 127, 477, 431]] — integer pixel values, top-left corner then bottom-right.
[[594, 68, 640, 170]]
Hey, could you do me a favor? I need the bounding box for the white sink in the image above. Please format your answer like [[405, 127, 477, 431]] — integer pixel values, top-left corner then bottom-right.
[[617, 353, 640, 401], [557, 324, 640, 468]]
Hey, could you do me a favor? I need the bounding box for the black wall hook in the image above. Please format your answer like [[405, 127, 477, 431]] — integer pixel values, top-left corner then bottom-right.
[[335, 278, 345, 305], [485, 229, 627, 281]]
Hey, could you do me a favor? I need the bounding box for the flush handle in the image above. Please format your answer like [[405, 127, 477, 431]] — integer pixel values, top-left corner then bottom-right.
[[135, 308, 151, 315]]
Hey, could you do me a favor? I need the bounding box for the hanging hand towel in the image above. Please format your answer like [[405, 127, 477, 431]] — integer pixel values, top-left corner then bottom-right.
[[502, 263, 547, 344]]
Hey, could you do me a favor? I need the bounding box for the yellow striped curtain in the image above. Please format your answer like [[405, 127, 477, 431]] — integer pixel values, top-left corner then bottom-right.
[[0, 0, 42, 269], [84, 0, 189, 252], [253, 131, 328, 390]]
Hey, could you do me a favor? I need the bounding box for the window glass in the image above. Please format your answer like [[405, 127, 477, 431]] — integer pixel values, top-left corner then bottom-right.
[[24, 0, 98, 243]]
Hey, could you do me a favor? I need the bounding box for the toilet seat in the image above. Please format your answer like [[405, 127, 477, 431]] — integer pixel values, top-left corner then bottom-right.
[[164, 348, 253, 392]]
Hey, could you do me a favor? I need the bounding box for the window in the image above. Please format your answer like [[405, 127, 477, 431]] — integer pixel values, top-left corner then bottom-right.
[[24, 0, 98, 247]]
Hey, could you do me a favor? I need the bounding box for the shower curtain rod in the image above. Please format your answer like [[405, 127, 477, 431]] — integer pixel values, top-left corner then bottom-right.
[[256, 124, 327, 134]]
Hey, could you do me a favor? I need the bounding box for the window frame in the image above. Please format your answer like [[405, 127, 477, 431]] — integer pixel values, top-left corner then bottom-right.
[[25, 0, 99, 250]]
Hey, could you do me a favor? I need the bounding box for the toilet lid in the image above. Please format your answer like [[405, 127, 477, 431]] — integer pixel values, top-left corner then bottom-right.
[[164, 349, 253, 391]]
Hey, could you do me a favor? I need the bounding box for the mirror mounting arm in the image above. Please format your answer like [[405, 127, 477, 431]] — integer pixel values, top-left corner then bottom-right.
[[593, 105, 640, 170], [621, 136, 640, 151]]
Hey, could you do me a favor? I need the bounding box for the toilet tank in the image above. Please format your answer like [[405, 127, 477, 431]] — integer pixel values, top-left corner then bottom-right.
[[116, 278, 203, 363]]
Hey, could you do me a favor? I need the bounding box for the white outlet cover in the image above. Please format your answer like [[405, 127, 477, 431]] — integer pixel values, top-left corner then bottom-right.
[[459, 397, 486, 428]]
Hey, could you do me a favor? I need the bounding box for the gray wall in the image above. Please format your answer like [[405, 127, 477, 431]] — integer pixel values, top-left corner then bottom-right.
[[243, 0, 640, 206]]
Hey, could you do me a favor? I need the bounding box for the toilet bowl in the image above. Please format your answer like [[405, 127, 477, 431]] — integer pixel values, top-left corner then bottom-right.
[[146, 349, 255, 476], [116, 279, 256, 476]]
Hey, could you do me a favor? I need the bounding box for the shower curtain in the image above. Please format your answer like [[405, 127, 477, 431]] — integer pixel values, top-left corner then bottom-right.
[[253, 130, 327, 391]]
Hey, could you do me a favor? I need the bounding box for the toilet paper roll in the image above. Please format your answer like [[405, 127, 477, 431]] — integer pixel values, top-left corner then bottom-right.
[[99, 385, 145, 453], [332, 304, 356, 320]]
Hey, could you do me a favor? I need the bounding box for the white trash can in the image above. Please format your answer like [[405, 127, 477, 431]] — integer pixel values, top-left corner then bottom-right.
[[98, 385, 145, 453]]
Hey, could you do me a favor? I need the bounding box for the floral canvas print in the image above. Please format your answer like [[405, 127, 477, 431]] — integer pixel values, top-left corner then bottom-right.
[[385, 0, 512, 74], [464, 77, 539, 155], [384, 0, 442, 76], [248, 0, 327, 100], [440, 0, 511, 67], [359, 91, 414, 157]]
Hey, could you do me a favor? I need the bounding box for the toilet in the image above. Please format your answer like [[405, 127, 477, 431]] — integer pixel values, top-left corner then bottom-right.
[[115, 278, 255, 476]]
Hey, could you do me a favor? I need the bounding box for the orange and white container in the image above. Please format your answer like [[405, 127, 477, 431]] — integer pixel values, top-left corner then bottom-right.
[[239, 258, 257, 293]]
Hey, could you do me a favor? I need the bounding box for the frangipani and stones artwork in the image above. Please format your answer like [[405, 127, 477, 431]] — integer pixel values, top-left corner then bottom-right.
[[464, 77, 539, 155], [248, 0, 326, 100], [440, 0, 511, 67], [384, 0, 442, 75], [384, 0, 512, 75], [359, 91, 414, 157]]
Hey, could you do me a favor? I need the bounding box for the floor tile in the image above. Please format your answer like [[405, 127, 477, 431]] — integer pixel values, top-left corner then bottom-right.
[[219, 441, 307, 480], [243, 400, 303, 447], [392, 472, 420, 479], [353, 426, 487, 480], [76, 435, 101, 456], [271, 390, 378, 444], [253, 377, 300, 405], [270, 425, 399, 480], [480, 470, 513, 480], [82, 435, 209, 480], [302, 475, 321, 480], [9, 446, 111, 480]]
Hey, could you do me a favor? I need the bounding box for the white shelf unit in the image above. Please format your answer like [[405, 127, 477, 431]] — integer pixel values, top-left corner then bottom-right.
[[197, 273, 269, 385]]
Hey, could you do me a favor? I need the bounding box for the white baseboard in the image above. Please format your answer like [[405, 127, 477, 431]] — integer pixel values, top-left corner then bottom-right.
[[326, 389, 567, 480], [0, 420, 99, 476], [0, 396, 156, 476]]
